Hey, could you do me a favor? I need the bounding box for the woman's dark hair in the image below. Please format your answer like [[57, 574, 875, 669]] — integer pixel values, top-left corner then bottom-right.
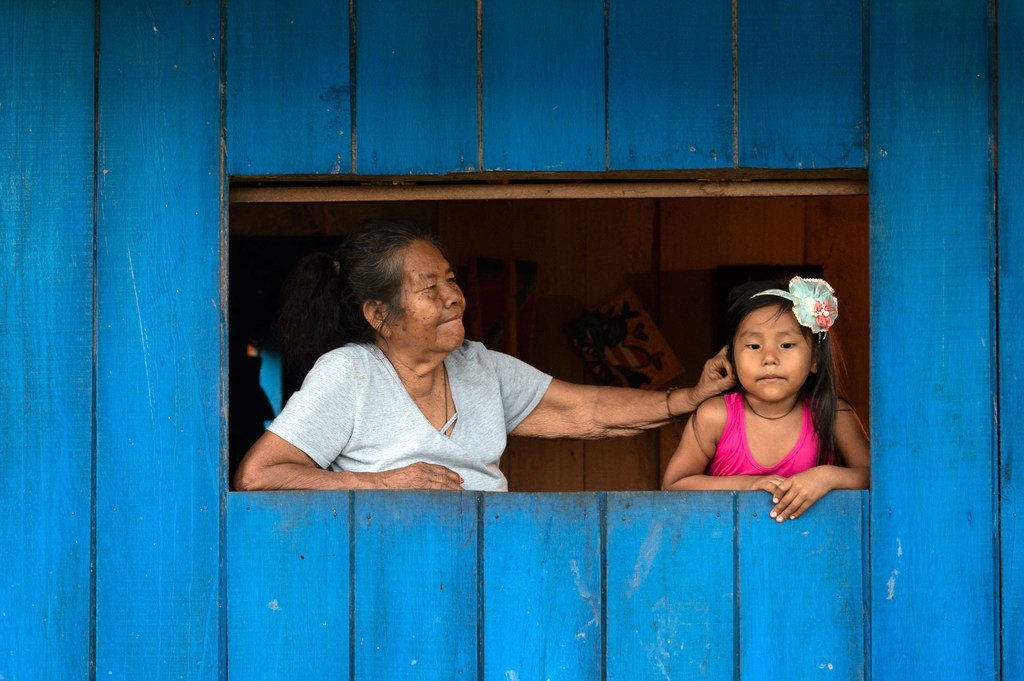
[[724, 280, 847, 466], [275, 220, 444, 378]]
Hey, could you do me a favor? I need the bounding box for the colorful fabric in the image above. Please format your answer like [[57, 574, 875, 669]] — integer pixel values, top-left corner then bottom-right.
[[707, 392, 820, 477]]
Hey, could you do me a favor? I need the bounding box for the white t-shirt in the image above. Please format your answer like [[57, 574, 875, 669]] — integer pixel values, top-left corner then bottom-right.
[[267, 340, 552, 491]]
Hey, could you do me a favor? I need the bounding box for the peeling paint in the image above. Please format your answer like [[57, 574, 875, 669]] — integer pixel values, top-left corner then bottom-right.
[[886, 570, 899, 600], [896, 537, 903, 557], [627, 523, 663, 598], [267, 599, 281, 611]]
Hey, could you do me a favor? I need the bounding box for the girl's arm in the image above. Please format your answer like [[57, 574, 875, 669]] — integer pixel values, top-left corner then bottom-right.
[[512, 348, 735, 439], [768, 399, 870, 521]]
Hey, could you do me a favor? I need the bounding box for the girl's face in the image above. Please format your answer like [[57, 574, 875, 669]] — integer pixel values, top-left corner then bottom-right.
[[732, 303, 816, 406]]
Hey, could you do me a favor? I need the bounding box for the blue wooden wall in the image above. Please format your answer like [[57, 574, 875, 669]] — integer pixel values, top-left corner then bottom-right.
[[0, 1, 94, 677], [95, 1, 223, 676], [228, 492, 867, 680], [228, 0, 867, 174], [1, 0, 1016, 678], [1000, 2, 1023, 676], [869, 1, 998, 678]]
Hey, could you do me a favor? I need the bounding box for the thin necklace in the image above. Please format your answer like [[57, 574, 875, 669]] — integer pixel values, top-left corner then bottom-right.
[[745, 397, 798, 420], [442, 362, 449, 428]]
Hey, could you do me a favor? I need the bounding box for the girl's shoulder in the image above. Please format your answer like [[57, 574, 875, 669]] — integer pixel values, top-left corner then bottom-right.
[[693, 393, 730, 433]]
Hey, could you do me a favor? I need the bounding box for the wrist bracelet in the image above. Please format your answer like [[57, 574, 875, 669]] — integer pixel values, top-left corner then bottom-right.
[[665, 387, 679, 422]]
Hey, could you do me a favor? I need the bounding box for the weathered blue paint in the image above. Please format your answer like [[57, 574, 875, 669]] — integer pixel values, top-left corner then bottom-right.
[[1000, 2, 1024, 676], [869, 2, 997, 678], [0, 1, 93, 678], [738, 0, 866, 168], [608, 0, 732, 170], [223, 491, 867, 677], [482, 0, 605, 171], [95, 1, 223, 676], [227, 492, 350, 679], [354, 491, 479, 679], [483, 493, 603, 679], [356, 0, 477, 175], [738, 493, 866, 679], [227, 0, 350, 175], [606, 493, 735, 680]]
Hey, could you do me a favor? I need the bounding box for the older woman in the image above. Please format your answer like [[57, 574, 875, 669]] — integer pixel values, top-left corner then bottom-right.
[[235, 222, 735, 492]]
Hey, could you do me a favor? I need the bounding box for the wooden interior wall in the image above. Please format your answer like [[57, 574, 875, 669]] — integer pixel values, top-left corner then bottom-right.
[[0, 1, 94, 676], [870, 2, 998, 678]]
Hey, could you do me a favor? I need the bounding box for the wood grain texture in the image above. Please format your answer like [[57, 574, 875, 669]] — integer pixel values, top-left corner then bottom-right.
[[608, 0, 732, 170], [482, 0, 605, 171], [1000, 1, 1023, 676], [356, 0, 476, 174], [438, 200, 588, 491], [804, 195, 870, 421], [227, 0, 350, 175], [738, 492, 867, 680], [483, 493, 603, 679], [95, 1, 223, 676], [227, 492, 350, 679], [0, 1, 94, 677], [354, 491, 479, 679], [606, 493, 735, 680], [583, 200, 659, 490], [738, 0, 866, 169], [869, 3, 996, 676]]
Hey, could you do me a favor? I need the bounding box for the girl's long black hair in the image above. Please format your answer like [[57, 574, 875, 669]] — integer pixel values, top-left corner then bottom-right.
[[275, 220, 443, 380], [725, 281, 847, 466]]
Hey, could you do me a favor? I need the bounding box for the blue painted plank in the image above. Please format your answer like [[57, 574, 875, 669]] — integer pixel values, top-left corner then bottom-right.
[[227, 492, 350, 679], [606, 493, 735, 681], [0, 1, 93, 678], [738, 492, 866, 679], [608, 0, 732, 170], [1000, 2, 1024, 678], [354, 491, 478, 679], [482, 0, 605, 171], [738, 0, 866, 168], [227, 0, 350, 175], [869, 2, 996, 678], [356, 0, 476, 174], [483, 493, 602, 679], [95, 2, 223, 676]]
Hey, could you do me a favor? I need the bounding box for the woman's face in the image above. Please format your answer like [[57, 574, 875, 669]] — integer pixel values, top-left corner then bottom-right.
[[382, 240, 466, 358], [732, 303, 816, 405]]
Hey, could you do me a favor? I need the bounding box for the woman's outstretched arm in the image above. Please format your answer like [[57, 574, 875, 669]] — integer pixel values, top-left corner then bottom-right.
[[234, 431, 464, 491], [512, 347, 735, 439]]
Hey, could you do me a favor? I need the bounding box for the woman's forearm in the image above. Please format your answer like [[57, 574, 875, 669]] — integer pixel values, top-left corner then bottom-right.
[[235, 460, 375, 491]]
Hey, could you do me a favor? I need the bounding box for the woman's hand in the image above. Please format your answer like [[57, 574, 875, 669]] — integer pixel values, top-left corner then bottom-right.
[[374, 462, 465, 490], [688, 346, 736, 408]]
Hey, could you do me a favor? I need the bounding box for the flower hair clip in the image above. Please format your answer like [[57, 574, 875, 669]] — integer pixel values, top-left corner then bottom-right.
[[754, 276, 838, 335]]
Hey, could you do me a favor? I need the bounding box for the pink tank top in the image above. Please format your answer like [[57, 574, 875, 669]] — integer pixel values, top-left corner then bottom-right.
[[707, 392, 820, 477]]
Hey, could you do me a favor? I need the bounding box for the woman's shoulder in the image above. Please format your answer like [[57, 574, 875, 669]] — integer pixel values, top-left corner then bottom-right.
[[310, 343, 380, 374]]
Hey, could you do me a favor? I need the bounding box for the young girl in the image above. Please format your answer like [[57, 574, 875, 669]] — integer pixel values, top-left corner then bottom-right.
[[661, 277, 870, 522]]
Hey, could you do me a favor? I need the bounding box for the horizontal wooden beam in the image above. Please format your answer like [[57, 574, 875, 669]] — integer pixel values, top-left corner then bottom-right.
[[231, 179, 867, 203]]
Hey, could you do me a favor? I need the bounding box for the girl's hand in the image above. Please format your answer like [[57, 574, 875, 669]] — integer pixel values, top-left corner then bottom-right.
[[767, 468, 832, 522], [746, 475, 786, 496]]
